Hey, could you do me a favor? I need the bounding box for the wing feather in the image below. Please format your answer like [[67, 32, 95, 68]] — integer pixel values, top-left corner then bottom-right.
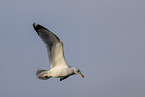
[[33, 23, 68, 69]]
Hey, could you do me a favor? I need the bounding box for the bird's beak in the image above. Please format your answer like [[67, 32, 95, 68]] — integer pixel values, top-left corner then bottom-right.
[[78, 73, 84, 78]]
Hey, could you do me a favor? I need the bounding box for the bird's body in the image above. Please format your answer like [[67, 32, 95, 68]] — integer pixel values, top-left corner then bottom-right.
[[33, 23, 84, 81]]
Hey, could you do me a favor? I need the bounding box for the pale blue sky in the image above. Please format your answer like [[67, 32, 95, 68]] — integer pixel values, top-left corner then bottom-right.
[[0, 0, 145, 97]]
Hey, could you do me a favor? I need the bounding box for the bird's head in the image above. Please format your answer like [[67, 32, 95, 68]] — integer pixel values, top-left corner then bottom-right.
[[73, 67, 84, 78]]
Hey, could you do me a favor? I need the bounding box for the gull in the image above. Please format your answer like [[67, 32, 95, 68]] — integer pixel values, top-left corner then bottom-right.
[[33, 23, 84, 81]]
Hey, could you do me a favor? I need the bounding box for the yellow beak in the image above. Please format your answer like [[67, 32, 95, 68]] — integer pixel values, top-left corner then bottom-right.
[[78, 73, 84, 78]]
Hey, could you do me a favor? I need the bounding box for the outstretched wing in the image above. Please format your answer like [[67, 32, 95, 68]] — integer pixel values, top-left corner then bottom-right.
[[33, 23, 68, 69]]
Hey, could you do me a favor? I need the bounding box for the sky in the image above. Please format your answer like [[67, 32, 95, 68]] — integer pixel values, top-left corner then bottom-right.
[[0, 0, 145, 97]]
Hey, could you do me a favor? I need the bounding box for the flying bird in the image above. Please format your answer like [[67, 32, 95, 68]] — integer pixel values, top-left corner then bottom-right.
[[33, 23, 84, 81]]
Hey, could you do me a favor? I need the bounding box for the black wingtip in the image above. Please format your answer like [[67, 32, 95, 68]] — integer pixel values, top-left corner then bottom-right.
[[33, 23, 44, 35], [33, 23, 49, 35], [33, 23, 39, 34]]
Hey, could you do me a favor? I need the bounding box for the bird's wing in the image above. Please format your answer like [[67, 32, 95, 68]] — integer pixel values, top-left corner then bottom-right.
[[33, 23, 68, 69]]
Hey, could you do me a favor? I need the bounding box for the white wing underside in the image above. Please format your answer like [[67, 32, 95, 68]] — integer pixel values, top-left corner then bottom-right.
[[33, 23, 68, 69], [46, 41, 67, 69]]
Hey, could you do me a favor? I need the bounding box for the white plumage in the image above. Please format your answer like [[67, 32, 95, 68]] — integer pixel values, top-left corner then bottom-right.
[[33, 23, 84, 81]]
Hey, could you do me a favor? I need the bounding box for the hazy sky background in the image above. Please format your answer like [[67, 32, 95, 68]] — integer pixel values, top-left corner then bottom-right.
[[0, 0, 145, 97]]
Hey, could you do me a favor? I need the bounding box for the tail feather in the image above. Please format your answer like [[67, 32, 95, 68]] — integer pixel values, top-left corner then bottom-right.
[[36, 69, 51, 80]]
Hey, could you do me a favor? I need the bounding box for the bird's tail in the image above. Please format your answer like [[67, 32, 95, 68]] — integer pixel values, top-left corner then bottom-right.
[[36, 69, 51, 80]]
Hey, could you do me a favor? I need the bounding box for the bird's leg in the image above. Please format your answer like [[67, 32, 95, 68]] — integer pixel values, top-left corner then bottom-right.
[[60, 75, 70, 81]]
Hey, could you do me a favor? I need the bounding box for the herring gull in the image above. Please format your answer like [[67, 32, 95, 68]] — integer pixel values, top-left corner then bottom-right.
[[33, 23, 84, 81]]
